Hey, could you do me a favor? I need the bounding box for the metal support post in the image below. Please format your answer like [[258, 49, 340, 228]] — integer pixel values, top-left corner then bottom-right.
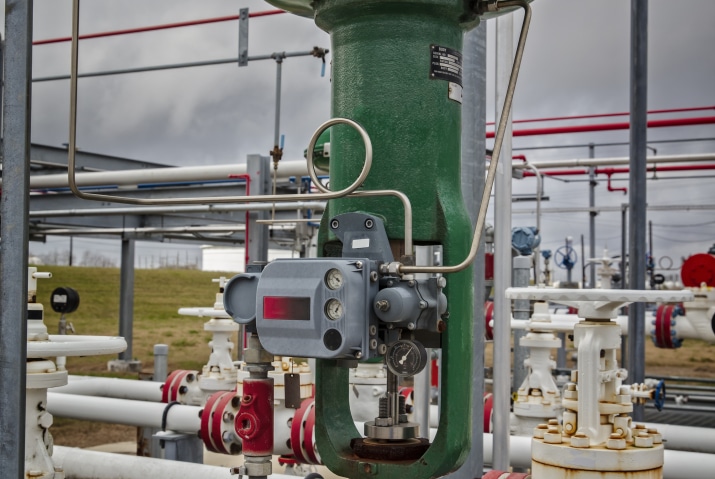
[[0, 2, 33, 476], [449, 19, 488, 477], [588, 143, 597, 288], [492, 11, 513, 472], [154, 344, 169, 382], [238, 8, 249, 67], [512, 256, 531, 392], [627, 0, 648, 422], [118, 238, 135, 361], [247, 155, 270, 265]]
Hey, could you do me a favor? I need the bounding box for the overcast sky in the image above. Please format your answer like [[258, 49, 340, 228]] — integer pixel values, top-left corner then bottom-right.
[[14, 0, 715, 282]]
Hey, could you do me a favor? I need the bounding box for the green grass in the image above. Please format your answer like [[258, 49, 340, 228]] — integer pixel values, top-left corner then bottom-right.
[[34, 265, 235, 375]]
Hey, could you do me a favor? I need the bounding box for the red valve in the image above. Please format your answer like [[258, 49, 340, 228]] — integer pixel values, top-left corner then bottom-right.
[[235, 378, 274, 456], [681, 253, 715, 288]]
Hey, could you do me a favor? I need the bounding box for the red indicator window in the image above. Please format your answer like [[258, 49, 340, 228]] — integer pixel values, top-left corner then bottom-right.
[[263, 296, 311, 321]]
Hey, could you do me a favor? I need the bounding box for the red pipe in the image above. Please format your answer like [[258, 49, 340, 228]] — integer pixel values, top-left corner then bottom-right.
[[486, 116, 715, 138], [486, 105, 715, 126], [512, 154, 528, 163], [523, 163, 715, 178], [33, 9, 285, 45]]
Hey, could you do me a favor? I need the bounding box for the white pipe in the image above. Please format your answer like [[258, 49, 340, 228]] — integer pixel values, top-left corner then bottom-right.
[[30, 201, 326, 218], [47, 393, 201, 434], [52, 447, 298, 479], [178, 307, 231, 319], [24, 160, 319, 190], [515, 152, 715, 170], [53, 375, 163, 402], [644, 422, 715, 454], [27, 335, 127, 358]]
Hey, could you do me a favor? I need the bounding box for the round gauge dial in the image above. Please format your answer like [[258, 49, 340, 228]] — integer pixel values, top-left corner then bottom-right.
[[385, 339, 428, 377], [325, 268, 344, 290], [324, 298, 343, 321]]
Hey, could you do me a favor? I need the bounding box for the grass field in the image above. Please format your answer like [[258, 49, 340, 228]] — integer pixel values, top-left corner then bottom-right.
[[33, 265, 714, 447]]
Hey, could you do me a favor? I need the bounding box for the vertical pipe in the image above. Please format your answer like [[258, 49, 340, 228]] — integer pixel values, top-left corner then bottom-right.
[[492, 12, 513, 472], [588, 143, 597, 288], [247, 155, 270, 265], [512, 256, 530, 392], [118, 238, 136, 361], [273, 58, 283, 149], [448, 19, 487, 478], [628, 0, 648, 422], [0, 2, 33, 477], [153, 344, 169, 382], [621, 204, 628, 288]]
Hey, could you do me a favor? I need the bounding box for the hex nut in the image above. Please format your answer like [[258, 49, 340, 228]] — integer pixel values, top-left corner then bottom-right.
[[543, 431, 563, 444], [634, 433, 654, 448], [533, 424, 548, 439], [570, 432, 590, 448], [648, 428, 663, 444], [607, 434, 627, 450]]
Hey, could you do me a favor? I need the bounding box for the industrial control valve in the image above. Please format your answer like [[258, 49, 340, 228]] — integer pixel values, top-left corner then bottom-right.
[[224, 213, 448, 459]]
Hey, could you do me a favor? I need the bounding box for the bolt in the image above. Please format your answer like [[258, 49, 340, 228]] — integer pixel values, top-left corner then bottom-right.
[[437, 320, 446, 332], [186, 373, 195, 382], [179, 386, 188, 394], [570, 431, 590, 448], [330, 219, 339, 229], [437, 277, 447, 288], [386, 280, 394, 287], [375, 300, 390, 312], [369, 325, 377, 335], [607, 433, 626, 450], [355, 351, 363, 359], [378, 344, 387, 354], [634, 432, 654, 448], [355, 261, 364, 270], [419, 301, 427, 309], [408, 280, 415, 287], [407, 322, 415, 330], [370, 339, 378, 350], [364, 218, 374, 229], [370, 271, 378, 282]]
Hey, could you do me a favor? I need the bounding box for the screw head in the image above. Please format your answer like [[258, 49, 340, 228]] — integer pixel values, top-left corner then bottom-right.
[[330, 219, 339, 229], [364, 219, 374, 229]]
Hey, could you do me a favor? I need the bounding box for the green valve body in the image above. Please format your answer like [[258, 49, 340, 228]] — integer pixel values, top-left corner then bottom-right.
[[266, 0, 480, 477]]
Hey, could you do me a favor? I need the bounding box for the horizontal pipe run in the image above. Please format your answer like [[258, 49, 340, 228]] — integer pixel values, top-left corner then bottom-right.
[[46, 393, 201, 433], [52, 447, 299, 479], [33, 51, 320, 83], [487, 105, 715, 126], [487, 115, 715, 138], [33, 225, 248, 236], [18, 160, 316, 190], [513, 203, 715, 214], [516, 152, 715, 170], [30, 201, 326, 218], [522, 162, 715, 177], [53, 375, 163, 402], [33, 10, 285, 45]]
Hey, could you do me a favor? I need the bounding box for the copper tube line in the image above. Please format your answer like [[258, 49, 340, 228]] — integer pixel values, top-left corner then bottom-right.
[[391, 0, 531, 275]]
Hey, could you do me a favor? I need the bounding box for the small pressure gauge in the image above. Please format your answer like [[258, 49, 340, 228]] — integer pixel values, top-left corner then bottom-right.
[[385, 339, 428, 377], [324, 298, 344, 320], [325, 268, 344, 290]]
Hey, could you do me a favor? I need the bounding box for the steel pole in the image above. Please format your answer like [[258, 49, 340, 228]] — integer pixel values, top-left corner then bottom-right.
[[118, 238, 136, 361], [628, 0, 648, 422], [0, 2, 33, 477], [492, 11, 513, 472], [588, 143, 597, 288], [448, 20, 487, 479]]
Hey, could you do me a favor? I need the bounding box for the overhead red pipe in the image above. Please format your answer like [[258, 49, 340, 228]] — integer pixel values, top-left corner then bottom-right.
[[486, 116, 715, 138], [486, 105, 715, 126], [33, 9, 285, 45], [523, 163, 715, 177]]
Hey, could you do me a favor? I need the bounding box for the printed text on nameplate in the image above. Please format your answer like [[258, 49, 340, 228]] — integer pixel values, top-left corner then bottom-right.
[[430, 45, 463, 87]]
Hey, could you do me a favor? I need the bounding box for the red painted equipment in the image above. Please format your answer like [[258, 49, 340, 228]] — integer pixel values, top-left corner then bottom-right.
[[161, 369, 197, 403], [681, 253, 715, 288], [290, 398, 321, 465], [485, 301, 495, 341], [482, 471, 530, 478], [200, 390, 242, 455], [652, 304, 684, 349], [235, 378, 274, 456]]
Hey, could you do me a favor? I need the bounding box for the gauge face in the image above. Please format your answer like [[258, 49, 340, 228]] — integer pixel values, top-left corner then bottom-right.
[[324, 298, 343, 321], [325, 268, 344, 290], [385, 339, 428, 377]]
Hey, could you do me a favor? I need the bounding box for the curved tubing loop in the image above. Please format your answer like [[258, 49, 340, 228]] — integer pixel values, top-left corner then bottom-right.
[[386, 0, 532, 275]]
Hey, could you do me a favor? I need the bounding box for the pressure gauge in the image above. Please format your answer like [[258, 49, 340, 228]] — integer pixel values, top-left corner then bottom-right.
[[385, 339, 428, 377], [324, 298, 344, 320], [325, 268, 344, 290]]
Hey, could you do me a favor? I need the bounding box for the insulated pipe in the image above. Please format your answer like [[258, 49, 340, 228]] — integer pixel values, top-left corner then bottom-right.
[[52, 375, 163, 402], [51, 447, 300, 479], [21, 161, 317, 190], [46, 393, 201, 434]]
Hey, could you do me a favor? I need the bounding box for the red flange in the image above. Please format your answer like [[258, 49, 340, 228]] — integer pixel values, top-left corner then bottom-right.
[[681, 253, 715, 287], [290, 398, 321, 465], [653, 304, 684, 349], [200, 390, 241, 455], [161, 370, 194, 403], [483, 392, 494, 433]]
